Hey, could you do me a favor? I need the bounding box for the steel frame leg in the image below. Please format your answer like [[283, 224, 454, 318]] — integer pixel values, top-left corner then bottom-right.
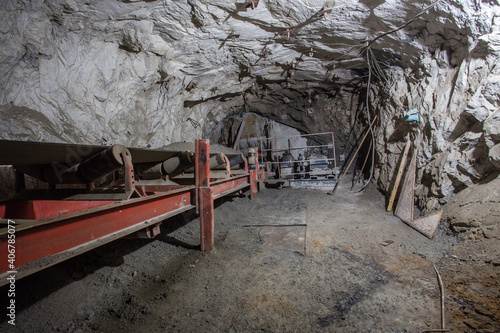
[[195, 139, 214, 251], [199, 187, 214, 251], [250, 170, 258, 199]]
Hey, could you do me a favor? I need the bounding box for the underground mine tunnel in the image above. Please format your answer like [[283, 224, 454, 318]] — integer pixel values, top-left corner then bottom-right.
[[0, 0, 500, 332]]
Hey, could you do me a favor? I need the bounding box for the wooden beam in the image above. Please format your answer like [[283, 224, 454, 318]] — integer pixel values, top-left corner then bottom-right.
[[387, 138, 411, 211], [232, 119, 246, 150], [397, 210, 443, 239], [394, 149, 417, 221]]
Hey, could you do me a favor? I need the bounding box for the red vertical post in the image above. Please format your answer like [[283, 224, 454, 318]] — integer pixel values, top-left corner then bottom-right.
[[255, 148, 259, 177], [195, 139, 210, 188], [195, 139, 210, 213], [250, 170, 258, 199], [199, 187, 214, 251], [195, 139, 214, 251], [255, 148, 263, 191]]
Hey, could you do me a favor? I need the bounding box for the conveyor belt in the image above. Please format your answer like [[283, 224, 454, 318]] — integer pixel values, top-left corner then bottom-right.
[[0, 140, 177, 165], [0, 140, 242, 166], [0, 139, 258, 287]]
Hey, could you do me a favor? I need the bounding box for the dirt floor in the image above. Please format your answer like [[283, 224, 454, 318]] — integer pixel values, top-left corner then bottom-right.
[[1, 183, 499, 332]]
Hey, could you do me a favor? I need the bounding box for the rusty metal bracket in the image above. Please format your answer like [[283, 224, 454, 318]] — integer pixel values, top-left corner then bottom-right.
[[120, 149, 137, 199], [144, 223, 162, 238], [223, 155, 231, 176]]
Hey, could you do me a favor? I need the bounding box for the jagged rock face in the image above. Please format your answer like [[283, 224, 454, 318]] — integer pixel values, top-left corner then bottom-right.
[[372, 16, 500, 212], [1, 0, 499, 209], [443, 174, 500, 235]]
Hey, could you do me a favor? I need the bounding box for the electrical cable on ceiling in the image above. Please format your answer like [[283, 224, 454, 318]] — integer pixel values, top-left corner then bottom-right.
[[353, 0, 442, 192], [366, 0, 443, 48]]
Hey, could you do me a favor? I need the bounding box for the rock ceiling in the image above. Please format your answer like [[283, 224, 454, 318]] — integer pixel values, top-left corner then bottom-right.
[[0, 0, 499, 208]]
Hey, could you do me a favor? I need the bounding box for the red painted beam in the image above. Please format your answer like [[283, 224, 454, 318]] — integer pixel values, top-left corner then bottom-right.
[[0, 188, 195, 284], [0, 200, 115, 220], [211, 175, 251, 199], [137, 185, 188, 194]]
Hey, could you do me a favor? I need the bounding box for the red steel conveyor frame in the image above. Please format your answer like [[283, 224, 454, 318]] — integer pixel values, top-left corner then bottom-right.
[[0, 139, 258, 286]]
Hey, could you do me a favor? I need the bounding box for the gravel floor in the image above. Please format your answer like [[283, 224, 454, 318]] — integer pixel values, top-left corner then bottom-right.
[[1, 183, 499, 332]]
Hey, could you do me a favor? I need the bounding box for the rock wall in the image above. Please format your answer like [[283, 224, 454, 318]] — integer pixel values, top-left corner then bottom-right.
[[442, 174, 500, 236], [1, 0, 500, 220], [371, 2, 500, 213], [0, 0, 251, 147]]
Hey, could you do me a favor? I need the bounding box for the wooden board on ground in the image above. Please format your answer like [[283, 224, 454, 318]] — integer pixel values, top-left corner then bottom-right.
[[408, 210, 443, 239], [394, 149, 416, 221]]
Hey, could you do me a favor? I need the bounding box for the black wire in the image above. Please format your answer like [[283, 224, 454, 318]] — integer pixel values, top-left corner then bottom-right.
[[354, 47, 376, 193]]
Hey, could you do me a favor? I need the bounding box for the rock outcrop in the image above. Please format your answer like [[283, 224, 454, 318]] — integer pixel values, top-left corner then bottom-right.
[[443, 174, 500, 237], [372, 8, 500, 212]]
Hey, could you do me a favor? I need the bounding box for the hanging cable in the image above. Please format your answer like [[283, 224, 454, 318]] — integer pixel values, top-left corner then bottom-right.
[[354, 46, 376, 193], [366, 0, 442, 48], [352, 1, 442, 192]]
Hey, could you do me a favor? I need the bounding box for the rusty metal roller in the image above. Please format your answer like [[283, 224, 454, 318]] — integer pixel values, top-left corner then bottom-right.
[[78, 144, 129, 182], [135, 162, 164, 180], [210, 153, 226, 169], [213, 153, 245, 170], [185, 153, 226, 173], [247, 148, 256, 165], [136, 151, 195, 179], [39, 144, 129, 184], [41, 163, 82, 184], [161, 151, 195, 178]]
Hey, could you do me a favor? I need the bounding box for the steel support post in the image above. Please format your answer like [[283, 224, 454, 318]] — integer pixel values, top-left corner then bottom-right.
[[122, 149, 135, 193], [255, 148, 263, 190], [195, 139, 210, 214], [195, 139, 210, 188], [199, 187, 214, 251], [331, 132, 337, 181], [250, 170, 258, 199], [195, 139, 214, 251]]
